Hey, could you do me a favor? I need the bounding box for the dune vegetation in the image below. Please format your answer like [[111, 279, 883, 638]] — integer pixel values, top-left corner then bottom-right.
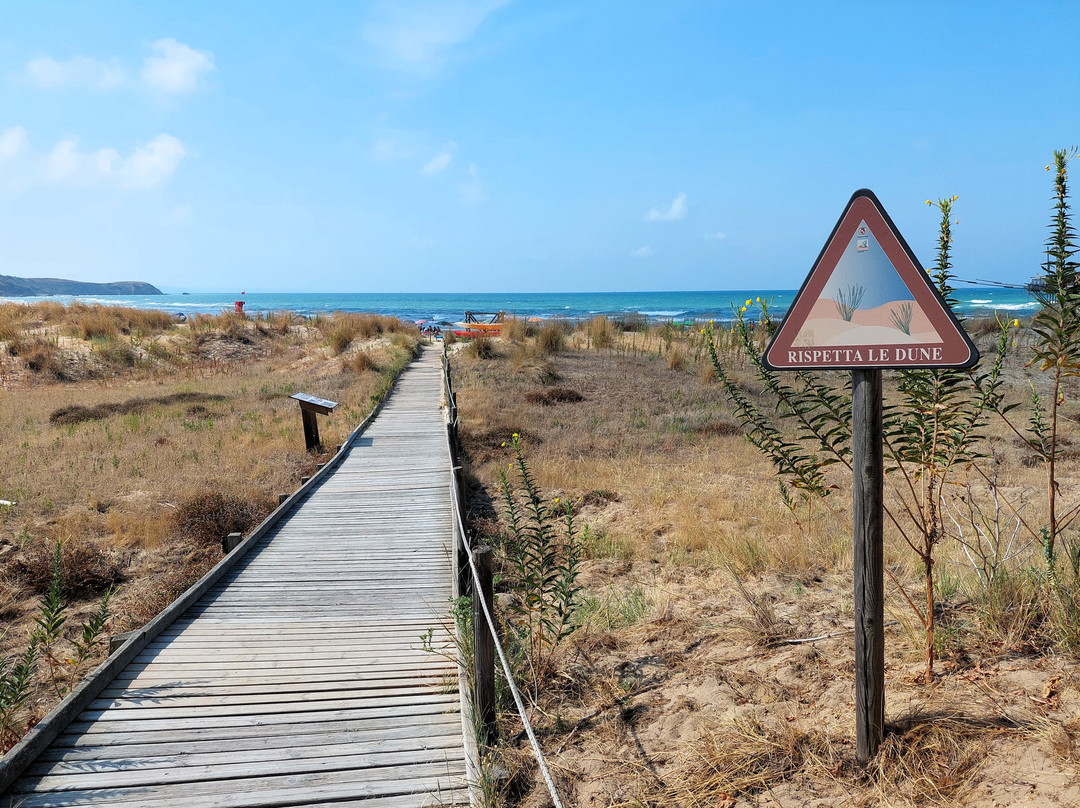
[[0, 304, 419, 751]]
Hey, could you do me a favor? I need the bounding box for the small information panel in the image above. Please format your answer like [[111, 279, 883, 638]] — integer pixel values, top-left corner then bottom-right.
[[763, 189, 978, 371], [289, 393, 338, 415], [290, 393, 337, 451]]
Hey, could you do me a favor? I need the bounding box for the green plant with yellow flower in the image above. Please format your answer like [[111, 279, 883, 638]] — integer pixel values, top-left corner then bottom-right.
[[705, 192, 1014, 683]]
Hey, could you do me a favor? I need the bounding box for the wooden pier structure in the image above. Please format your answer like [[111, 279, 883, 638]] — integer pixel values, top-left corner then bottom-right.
[[1, 346, 471, 807]]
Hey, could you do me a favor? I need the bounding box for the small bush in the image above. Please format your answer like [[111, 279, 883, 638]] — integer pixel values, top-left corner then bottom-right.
[[585, 315, 615, 349], [9, 538, 125, 598], [327, 323, 353, 355], [349, 349, 379, 372], [525, 387, 583, 406], [77, 311, 120, 341], [175, 492, 268, 544], [465, 337, 497, 359], [534, 321, 566, 355], [9, 337, 66, 379], [500, 317, 530, 342]]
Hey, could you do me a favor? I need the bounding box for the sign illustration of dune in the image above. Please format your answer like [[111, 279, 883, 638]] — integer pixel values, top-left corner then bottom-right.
[[792, 294, 942, 347]]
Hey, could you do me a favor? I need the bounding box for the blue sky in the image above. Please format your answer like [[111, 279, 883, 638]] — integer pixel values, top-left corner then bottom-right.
[[0, 1, 1077, 293]]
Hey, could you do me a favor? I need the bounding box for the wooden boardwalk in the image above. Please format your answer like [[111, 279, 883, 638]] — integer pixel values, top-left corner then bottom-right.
[[3, 346, 471, 807]]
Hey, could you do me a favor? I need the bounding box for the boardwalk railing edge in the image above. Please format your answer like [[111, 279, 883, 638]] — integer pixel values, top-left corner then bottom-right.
[[0, 344, 425, 794], [442, 345, 483, 805]]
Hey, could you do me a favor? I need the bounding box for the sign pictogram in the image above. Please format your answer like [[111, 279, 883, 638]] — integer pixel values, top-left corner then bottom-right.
[[763, 189, 978, 370]]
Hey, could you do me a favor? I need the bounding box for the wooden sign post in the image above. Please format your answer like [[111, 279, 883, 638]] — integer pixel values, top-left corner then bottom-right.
[[289, 393, 338, 452], [851, 368, 884, 762], [763, 189, 978, 765]]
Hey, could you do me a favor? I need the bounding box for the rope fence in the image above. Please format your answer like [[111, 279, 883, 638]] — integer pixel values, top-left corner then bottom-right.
[[441, 346, 568, 808]]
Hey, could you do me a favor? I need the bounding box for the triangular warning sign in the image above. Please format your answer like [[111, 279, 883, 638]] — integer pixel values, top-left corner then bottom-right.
[[763, 189, 978, 370]]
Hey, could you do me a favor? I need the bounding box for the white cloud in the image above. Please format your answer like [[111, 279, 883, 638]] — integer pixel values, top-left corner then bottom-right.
[[372, 138, 414, 163], [6, 130, 185, 189], [422, 150, 454, 175], [140, 39, 214, 94], [44, 138, 121, 183], [644, 192, 687, 222], [120, 134, 186, 188], [22, 55, 125, 90], [630, 246, 653, 258], [0, 127, 28, 162], [362, 1, 508, 74], [704, 231, 726, 240], [458, 162, 486, 205]]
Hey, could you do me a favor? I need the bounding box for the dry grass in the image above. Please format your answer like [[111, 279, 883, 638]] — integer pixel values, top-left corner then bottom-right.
[[174, 491, 272, 544], [0, 304, 423, 751], [585, 315, 615, 349], [323, 312, 417, 355], [649, 717, 840, 806], [450, 323, 1080, 808], [7, 537, 126, 598]]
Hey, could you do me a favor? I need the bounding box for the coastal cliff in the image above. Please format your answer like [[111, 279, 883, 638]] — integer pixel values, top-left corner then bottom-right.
[[0, 275, 163, 296]]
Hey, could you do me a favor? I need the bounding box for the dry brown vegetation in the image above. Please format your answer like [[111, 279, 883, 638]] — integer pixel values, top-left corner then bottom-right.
[[451, 318, 1080, 807], [0, 302, 420, 751]]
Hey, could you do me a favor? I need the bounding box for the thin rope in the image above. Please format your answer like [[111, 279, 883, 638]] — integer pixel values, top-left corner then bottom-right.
[[450, 497, 567, 808], [440, 350, 566, 808]]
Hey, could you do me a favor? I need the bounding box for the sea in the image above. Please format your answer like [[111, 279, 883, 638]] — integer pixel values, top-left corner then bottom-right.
[[0, 287, 1040, 325]]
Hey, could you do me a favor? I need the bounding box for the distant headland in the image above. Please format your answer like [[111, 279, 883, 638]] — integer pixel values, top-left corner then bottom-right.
[[0, 275, 163, 296]]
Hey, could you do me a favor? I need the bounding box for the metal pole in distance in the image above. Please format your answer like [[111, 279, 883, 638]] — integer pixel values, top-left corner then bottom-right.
[[852, 369, 885, 766], [472, 546, 497, 746]]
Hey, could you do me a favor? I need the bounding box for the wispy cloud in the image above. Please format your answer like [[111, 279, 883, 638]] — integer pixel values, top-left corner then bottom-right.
[[17, 41, 213, 95], [630, 246, 653, 258], [140, 39, 215, 94], [362, 1, 508, 74], [21, 55, 125, 90], [704, 231, 726, 240], [644, 192, 687, 222], [421, 142, 457, 175], [458, 163, 486, 206], [0, 127, 28, 162], [371, 137, 415, 163], [4, 129, 186, 189]]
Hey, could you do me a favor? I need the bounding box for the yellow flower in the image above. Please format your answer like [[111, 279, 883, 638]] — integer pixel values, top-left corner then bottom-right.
[[745, 299, 752, 306], [740, 306, 747, 313], [1013, 319, 1019, 327], [501, 442, 506, 447], [700, 328, 705, 334], [952, 195, 958, 201], [512, 432, 519, 438], [755, 296, 761, 302], [925, 200, 932, 205], [1011, 340, 1016, 347], [554, 498, 559, 504], [1046, 165, 1051, 171]]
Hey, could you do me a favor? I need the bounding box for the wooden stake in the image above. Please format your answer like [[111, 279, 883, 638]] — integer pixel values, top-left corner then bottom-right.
[[852, 369, 885, 765], [472, 546, 497, 747]]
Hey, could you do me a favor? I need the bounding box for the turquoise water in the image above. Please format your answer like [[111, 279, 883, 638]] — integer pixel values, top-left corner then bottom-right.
[[0, 287, 1039, 324]]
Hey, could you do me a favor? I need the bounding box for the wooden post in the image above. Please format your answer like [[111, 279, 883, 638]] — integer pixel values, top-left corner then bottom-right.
[[278, 493, 289, 505], [448, 422, 471, 599], [301, 407, 321, 452], [222, 532, 243, 553], [852, 369, 885, 765], [108, 631, 137, 655], [472, 546, 497, 746]]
